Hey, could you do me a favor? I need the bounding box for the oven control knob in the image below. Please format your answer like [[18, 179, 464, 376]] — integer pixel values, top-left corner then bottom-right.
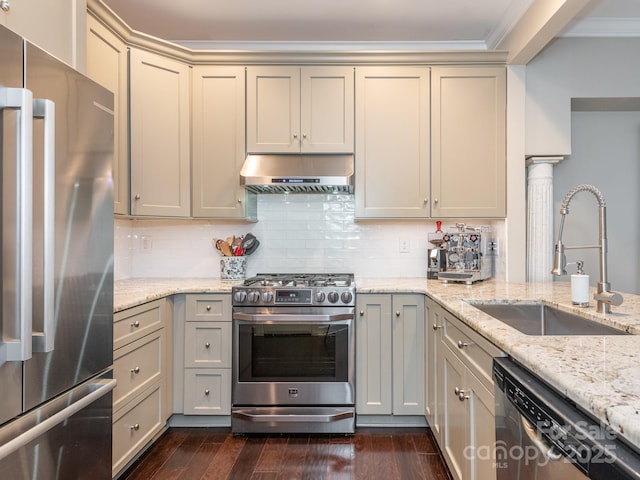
[[233, 291, 247, 303], [262, 291, 274, 303], [247, 291, 261, 303], [327, 291, 339, 303], [341, 291, 353, 304], [315, 291, 326, 303]]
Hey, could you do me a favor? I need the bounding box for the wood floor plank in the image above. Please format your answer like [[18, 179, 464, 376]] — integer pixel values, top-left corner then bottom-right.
[[119, 427, 452, 480]]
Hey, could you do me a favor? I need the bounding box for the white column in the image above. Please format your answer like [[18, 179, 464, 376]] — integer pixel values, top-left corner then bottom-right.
[[526, 157, 563, 282]]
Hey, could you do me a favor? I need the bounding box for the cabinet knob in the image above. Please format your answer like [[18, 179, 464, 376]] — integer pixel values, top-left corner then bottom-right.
[[130, 423, 140, 431], [293, 133, 298, 139], [432, 323, 442, 330], [396, 311, 400, 317], [130, 366, 140, 374], [457, 340, 471, 349], [206, 305, 211, 311], [423, 198, 428, 205], [204, 389, 210, 396], [303, 133, 307, 139], [134, 194, 141, 200], [434, 198, 438, 204], [359, 310, 364, 316], [1, 1, 10, 13], [130, 320, 140, 328], [205, 342, 211, 349], [458, 390, 469, 402]]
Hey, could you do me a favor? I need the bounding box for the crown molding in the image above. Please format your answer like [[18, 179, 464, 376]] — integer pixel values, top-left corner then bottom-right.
[[562, 17, 640, 37]]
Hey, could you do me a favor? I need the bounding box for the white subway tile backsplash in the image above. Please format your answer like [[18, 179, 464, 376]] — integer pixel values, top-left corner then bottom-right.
[[114, 194, 506, 281]]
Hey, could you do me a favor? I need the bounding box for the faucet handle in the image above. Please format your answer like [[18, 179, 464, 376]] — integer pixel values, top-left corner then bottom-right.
[[594, 290, 623, 307]]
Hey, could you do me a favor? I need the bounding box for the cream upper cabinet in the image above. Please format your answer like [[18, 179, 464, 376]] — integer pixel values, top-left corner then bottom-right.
[[1, 0, 77, 67], [191, 66, 256, 220], [431, 67, 506, 218], [355, 67, 431, 219], [129, 48, 190, 217], [246, 66, 354, 153], [86, 15, 129, 215]]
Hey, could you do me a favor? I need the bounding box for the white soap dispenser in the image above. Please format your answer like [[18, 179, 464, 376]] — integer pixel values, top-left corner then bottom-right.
[[571, 260, 590, 307]]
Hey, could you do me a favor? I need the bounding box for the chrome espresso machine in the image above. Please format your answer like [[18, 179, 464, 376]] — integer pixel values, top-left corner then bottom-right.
[[428, 223, 494, 284]]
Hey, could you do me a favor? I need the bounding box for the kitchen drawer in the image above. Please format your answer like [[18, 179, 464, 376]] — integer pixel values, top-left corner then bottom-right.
[[112, 384, 163, 476], [185, 294, 231, 322], [184, 321, 231, 368], [442, 311, 503, 386], [114, 299, 165, 350], [183, 368, 231, 415], [113, 330, 163, 412]]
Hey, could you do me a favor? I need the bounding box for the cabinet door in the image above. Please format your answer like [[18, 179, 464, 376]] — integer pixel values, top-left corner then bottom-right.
[[246, 66, 300, 153], [86, 15, 129, 215], [467, 370, 497, 480], [442, 344, 467, 480], [184, 369, 231, 415], [355, 67, 430, 218], [392, 294, 425, 415], [355, 294, 392, 415], [300, 67, 354, 153], [192, 66, 255, 219], [425, 297, 444, 443], [130, 48, 190, 216], [431, 67, 506, 218]]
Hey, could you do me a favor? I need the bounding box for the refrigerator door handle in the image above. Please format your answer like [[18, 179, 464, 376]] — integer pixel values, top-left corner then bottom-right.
[[0, 378, 116, 461], [0, 87, 34, 362], [32, 99, 55, 353]]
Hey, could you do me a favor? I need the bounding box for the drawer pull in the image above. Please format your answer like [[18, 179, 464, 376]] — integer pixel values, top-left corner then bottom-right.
[[130, 367, 140, 374], [432, 323, 442, 330], [205, 342, 211, 349], [206, 305, 211, 311], [204, 389, 210, 396], [130, 423, 140, 431], [457, 340, 471, 349], [130, 320, 140, 328]]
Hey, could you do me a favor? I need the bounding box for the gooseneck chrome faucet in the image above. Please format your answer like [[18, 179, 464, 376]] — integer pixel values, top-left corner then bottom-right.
[[551, 184, 623, 313]]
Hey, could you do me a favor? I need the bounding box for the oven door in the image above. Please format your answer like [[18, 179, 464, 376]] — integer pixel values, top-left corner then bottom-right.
[[232, 306, 355, 407]]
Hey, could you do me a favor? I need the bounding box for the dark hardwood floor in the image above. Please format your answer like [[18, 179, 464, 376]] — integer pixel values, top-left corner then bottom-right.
[[120, 427, 452, 480]]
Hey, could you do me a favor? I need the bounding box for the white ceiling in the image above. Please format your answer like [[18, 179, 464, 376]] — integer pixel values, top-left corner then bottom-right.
[[101, 0, 640, 50]]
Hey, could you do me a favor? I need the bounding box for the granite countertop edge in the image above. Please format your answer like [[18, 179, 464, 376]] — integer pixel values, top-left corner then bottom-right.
[[114, 276, 640, 451]]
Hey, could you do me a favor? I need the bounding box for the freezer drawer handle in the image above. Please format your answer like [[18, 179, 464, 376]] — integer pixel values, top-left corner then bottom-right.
[[0, 378, 116, 461], [0, 87, 34, 362]]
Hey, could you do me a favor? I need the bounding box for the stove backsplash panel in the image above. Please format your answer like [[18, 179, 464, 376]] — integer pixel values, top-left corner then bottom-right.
[[114, 194, 506, 280]]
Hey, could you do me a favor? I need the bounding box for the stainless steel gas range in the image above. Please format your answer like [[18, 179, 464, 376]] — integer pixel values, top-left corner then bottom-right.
[[231, 273, 355, 434]]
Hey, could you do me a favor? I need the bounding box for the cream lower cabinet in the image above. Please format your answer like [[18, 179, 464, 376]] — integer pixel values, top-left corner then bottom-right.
[[182, 294, 232, 415], [112, 298, 172, 477], [438, 306, 503, 480], [191, 66, 256, 220], [425, 295, 445, 444], [431, 67, 506, 218], [356, 294, 424, 416], [355, 67, 431, 219], [129, 48, 190, 217]]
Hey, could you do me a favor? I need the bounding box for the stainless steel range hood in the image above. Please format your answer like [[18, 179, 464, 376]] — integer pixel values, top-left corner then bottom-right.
[[240, 154, 354, 194]]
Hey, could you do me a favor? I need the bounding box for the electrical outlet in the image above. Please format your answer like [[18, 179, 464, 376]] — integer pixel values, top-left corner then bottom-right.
[[488, 238, 499, 256], [399, 239, 410, 253], [141, 235, 153, 252]]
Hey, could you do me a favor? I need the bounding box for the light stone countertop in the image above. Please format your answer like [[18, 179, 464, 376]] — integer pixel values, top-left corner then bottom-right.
[[114, 276, 640, 451]]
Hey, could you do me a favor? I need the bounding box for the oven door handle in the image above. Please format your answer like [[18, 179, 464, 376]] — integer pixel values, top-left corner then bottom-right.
[[232, 312, 354, 323]]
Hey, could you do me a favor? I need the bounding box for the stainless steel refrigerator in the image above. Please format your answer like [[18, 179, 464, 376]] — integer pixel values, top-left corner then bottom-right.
[[0, 24, 115, 479]]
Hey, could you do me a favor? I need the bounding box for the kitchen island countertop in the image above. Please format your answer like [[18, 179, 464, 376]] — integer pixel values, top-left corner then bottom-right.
[[114, 276, 640, 451]]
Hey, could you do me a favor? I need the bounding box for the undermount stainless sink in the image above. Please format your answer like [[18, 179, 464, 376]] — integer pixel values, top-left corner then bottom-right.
[[467, 302, 628, 336]]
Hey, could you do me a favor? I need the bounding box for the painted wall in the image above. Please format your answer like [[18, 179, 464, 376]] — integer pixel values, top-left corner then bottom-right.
[[526, 37, 640, 294], [115, 194, 506, 282]]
